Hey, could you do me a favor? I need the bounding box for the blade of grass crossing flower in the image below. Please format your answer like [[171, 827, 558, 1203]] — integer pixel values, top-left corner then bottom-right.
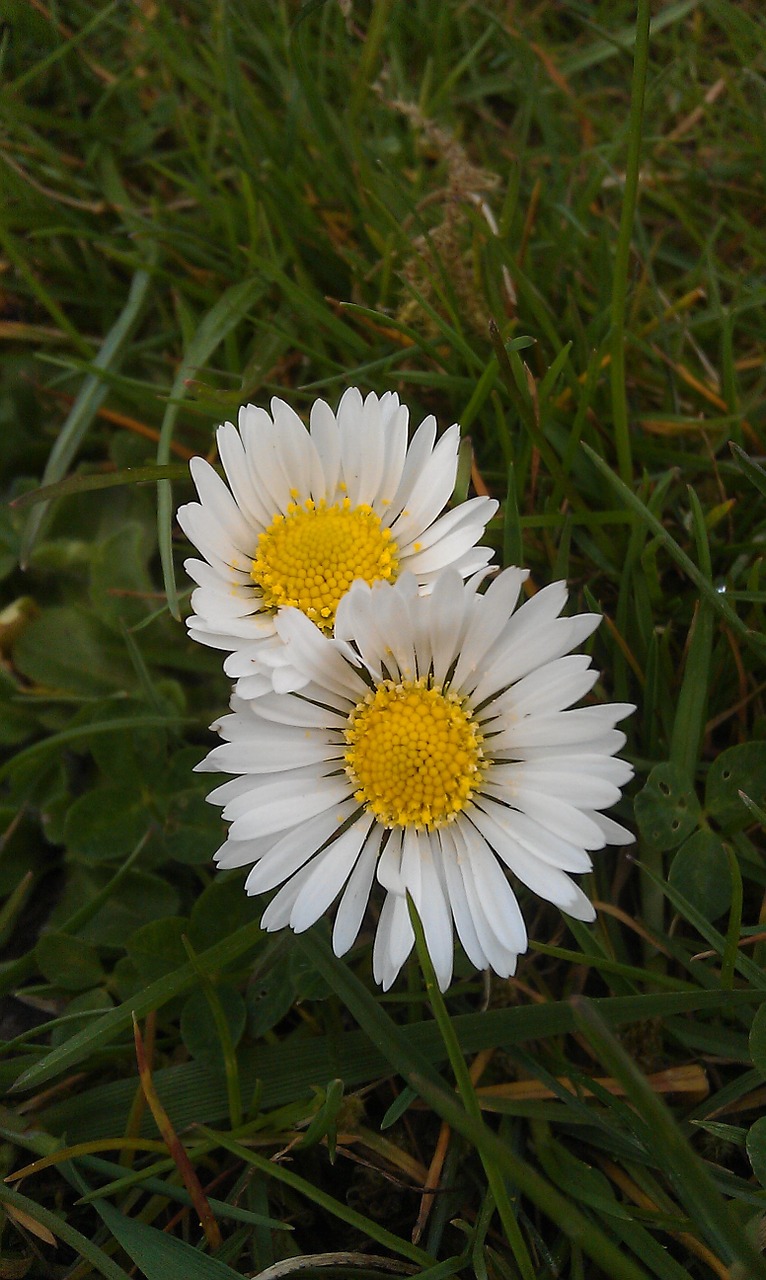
[[156, 277, 267, 619], [0, 1183, 131, 1280], [407, 896, 536, 1280], [20, 253, 157, 564], [582, 442, 766, 662], [610, 0, 650, 483], [571, 997, 766, 1277]]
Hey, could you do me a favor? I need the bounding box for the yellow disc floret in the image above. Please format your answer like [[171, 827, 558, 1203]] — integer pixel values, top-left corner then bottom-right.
[[251, 497, 399, 632], [344, 679, 485, 831]]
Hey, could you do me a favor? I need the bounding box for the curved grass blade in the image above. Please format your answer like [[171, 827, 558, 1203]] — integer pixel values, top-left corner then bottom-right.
[[10, 464, 189, 512], [571, 997, 766, 1277], [20, 253, 157, 564], [0, 1183, 132, 1280]]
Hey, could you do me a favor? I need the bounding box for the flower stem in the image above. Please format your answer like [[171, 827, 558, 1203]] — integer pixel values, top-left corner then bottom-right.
[[408, 897, 535, 1280], [610, 0, 651, 484]]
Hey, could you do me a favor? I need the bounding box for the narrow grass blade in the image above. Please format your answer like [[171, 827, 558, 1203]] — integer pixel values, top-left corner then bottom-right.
[[609, 0, 650, 482], [0, 1183, 132, 1280], [156, 277, 266, 618], [408, 898, 536, 1280], [10, 464, 189, 512], [20, 254, 157, 563], [12, 927, 285, 1091], [406, 1073, 654, 1280], [571, 997, 766, 1277], [92, 1198, 243, 1280], [197, 1126, 435, 1268], [582, 442, 766, 661]]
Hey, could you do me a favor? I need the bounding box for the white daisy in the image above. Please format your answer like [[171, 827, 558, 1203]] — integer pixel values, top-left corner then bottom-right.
[[176, 388, 498, 696], [197, 569, 634, 992]]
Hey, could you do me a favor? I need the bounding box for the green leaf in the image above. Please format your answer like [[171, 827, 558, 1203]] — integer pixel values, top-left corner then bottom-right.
[[705, 743, 766, 833], [634, 762, 700, 850], [0, 1183, 132, 1280], [188, 877, 258, 951], [89, 522, 155, 631], [11, 605, 134, 697], [746, 1117, 766, 1190], [126, 917, 189, 986], [163, 789, 224, 866], [49, 868, 179, 946], [668, 830, 732, 921], [180, 985, 246, 1070], [12, 923, 279, 1091], [94, 1200, 245, 1280], [749, 1001, 766, 1077], [51, 988, 114, 1047], [35, 932, 104, 991], [64, 786, 150, 862]]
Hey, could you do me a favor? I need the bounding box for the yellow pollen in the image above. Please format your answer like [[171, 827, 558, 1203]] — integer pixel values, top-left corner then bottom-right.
[[251, 497, 399, 631], [344, 679, 484, 831]]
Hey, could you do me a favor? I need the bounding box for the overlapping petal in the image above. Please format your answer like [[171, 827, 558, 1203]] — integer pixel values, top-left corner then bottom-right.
[[177, 389, 498, 693], [200, 570, 634, 991]]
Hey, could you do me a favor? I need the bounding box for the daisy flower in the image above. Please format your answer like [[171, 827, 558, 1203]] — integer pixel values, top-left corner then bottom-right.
[[176, 388, 498, 697], [197, 569, 634, 991]]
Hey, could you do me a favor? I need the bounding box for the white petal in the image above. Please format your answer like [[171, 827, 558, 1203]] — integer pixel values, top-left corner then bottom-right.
[[243, 798, 359, 893], [475, 613, 603, 704], [438, 830, 489, 971], [467, 808, 598, 923], [216, 421, 273, 528], [382, 413, 438, 526], [374, 403, 410, 512], [188, 457, 261, 556], [453, 819, 528, 955], [214, 833, 272, 870], [372, 891, 415, 991], [389, 422, 459, 544], [184, 556, 252, 592], [228, 776, 351, 840], [407, 840, 454, 991], [333, 824, 384, 955], [401, 500, 498, 579], [289, 813, 375, 932], [268, 399, 316, 500], [276, 608, 366, 702], [451, 567, 528, 691]]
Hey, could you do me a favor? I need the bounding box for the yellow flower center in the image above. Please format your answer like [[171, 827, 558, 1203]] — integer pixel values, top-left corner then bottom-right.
[[251, 497, 399, 632], [344, 679, 484, 831]]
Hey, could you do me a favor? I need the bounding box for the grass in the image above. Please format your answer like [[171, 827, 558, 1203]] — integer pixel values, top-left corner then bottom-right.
[[1, 0, 766, 1276]]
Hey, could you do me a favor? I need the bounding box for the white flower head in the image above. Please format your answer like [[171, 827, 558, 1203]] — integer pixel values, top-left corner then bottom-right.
[[177, 388, 498, 696], [197, 569, 635, 992]]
